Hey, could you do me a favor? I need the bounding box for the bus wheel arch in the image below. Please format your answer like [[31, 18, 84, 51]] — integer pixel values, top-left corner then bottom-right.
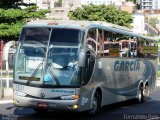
[[88, 87, 102, 115]]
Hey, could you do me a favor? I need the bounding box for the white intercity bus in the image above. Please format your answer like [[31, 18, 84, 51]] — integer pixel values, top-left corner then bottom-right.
[[13, 20, 158, 114]]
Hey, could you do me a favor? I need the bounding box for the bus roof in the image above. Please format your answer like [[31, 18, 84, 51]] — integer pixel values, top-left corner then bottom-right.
[[26, 20, 157, 42], [26, 20, 132, 31]]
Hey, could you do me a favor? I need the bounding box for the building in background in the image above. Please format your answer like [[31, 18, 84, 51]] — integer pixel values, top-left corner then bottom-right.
[[81, 0, 113, 5], [36, 0, 50, 10], [140, 0, 160, 10], [23, 0, 37, 4], [22, 0, 130, 19], [49, 0, 80, 19], [132, 14, 146, 34], [62, 0, 81, 11], [81, 0, 126, 6], [120, 1, 135, 13], [21, 0, 159, 36]]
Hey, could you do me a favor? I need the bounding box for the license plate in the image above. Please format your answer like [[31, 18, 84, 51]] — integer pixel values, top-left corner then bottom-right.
[[37, 102, 48, 108]]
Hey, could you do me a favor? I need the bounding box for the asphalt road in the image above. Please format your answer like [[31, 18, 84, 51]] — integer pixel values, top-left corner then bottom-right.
[[0, 87, 160, 120]]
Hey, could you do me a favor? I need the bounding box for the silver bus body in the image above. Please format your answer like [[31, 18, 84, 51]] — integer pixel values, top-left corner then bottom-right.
[[13, 20, 158, 113]]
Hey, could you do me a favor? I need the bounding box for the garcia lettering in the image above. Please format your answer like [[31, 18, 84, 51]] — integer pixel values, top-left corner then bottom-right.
[[114, 60, 140, 71]]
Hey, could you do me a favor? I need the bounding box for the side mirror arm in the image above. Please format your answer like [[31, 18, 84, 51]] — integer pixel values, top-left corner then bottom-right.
[[78, 46, 87, 67]]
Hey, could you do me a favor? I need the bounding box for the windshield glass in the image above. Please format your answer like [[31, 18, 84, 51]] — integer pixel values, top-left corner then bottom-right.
[[44, 29, 80, 87], [15, 27, 50, 85], [15, 28, 82, 87]]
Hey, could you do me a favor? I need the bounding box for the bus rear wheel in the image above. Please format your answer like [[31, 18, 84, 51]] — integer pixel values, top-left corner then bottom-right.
[[137, 86, 144, 103], [88, 92, 101, 115]]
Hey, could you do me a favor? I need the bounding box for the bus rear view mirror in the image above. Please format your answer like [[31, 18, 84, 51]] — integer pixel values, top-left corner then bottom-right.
[[78, 47, 87, 67]]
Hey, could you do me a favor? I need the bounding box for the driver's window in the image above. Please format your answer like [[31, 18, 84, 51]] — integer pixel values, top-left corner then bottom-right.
[[86, 29, 97, 52]]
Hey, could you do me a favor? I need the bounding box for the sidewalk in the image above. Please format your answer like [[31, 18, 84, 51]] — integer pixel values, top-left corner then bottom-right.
[[0, 78, 13, 80], [0, 70, 13, 73], [0, 98, 12, 104], [157, 79, 160, 87]]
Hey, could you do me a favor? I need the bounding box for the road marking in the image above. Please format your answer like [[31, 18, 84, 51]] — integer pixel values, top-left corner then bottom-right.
[[0, 100, 13, 104]]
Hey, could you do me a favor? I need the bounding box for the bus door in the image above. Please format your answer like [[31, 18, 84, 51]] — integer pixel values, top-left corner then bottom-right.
[[81, 29, 96, 84]]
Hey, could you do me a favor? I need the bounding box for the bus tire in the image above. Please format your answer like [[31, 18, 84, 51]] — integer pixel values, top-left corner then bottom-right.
[[137, 86, 144, 103], [88, 91, 101, 115]]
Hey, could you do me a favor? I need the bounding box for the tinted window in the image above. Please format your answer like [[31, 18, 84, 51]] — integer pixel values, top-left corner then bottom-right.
[[22, 27, 51, 45], [50, 29, 79, 45]]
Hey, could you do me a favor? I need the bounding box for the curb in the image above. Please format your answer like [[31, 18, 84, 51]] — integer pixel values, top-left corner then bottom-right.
[[0, 88, 13, 101], [0, 100, 13, 104], [156, 79, 160, 87], [157, 82, 160, 87], [0, 78, 13, 80]]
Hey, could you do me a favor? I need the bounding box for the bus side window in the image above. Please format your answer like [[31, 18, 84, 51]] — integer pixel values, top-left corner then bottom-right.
[[86, 30, 96, 52], [97, 32, 104, 56], [103, 43, 110, 56], [130, 41, 137, 57], [142, 41, 157, 58], [119, 40, 129, 57], [87, 38, 96, 51], [137, 42, 144, 58], [109, 42, 119, 57]]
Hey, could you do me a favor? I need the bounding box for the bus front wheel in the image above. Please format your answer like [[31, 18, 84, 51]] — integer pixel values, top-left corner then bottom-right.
[[88, 92, 101, 115]]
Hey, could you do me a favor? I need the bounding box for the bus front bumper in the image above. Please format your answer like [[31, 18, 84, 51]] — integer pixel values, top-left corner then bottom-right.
[[13, 95, 80, 112]]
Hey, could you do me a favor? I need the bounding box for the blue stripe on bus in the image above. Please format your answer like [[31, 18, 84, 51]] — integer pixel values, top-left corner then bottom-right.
[[102, 59, 156, 96]]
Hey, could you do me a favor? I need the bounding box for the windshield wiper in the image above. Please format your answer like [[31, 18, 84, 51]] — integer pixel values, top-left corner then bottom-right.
[[26, 62, 43, 86], [47, 65, 60, 85]]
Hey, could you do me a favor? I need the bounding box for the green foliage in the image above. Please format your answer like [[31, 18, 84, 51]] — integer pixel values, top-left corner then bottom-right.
[[0, 6, 49, 41], [126, 0, 135, 2], [0, 0, 21, 9], [68, 4, 133, 28], [146, 33, 154, 36], [148, 17, 158, 28], [54, 0, 62, 7], [157, 71, 160, 77]]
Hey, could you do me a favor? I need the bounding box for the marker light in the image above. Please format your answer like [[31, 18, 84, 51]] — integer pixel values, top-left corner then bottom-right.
[[73, 95, 79, 99], [61, 95, 79, 100], [13, 99, 19, 105], [73, 104, 78, 109]]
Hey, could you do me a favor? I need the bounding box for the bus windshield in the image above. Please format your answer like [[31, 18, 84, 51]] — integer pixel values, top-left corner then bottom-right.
[[44, 29, 80, 87], [15, 27, 81, 87]]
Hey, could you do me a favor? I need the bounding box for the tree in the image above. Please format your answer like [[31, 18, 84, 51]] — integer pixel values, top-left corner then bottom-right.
[[0, 6, 49, 41], [68, 4, 133, 28], [54, 0, 62, 7], [0, 0, 21, 9], [148, 17, 158, 28], [126, 0, 136, 3]]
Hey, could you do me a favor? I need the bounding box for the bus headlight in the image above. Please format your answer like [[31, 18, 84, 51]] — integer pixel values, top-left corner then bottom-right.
[[15, 91, 27, 97], [60, 95, 79, 100]]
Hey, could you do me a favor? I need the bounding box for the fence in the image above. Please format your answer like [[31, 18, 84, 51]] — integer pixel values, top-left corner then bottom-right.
[[0, 40, 16, 98]]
